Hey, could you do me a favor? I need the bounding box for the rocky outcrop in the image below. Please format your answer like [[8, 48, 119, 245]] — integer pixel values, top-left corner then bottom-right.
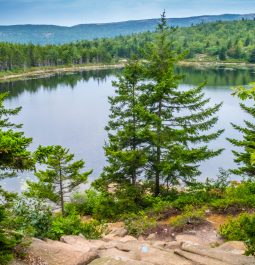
[[175, 242, 255, 265], [19, 231, 255, 265], [217, 241, 246, 255], [88, 257, 153, 265], [26, 238, 98, 265]]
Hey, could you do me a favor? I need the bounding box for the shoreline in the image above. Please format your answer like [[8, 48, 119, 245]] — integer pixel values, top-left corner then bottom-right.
[[0, 63, 125, 82], [0, 61, 255, 82], [178, 61, 255, 69]]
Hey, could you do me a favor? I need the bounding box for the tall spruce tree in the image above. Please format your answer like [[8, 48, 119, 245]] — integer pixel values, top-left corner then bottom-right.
[[142, 12, 224, 195], [228, 84, 255, 178], [100, 60, 148, 187], [26, 145, 92, 215]]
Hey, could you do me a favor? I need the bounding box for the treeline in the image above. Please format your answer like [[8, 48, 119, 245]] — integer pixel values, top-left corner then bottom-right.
[[0, 20, 255, 71]]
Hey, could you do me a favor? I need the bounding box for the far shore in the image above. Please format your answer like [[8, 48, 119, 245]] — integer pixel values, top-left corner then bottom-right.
[[0, 63, 125, 82], [0, 61, 255, 82], [179, 60, 255, 69]]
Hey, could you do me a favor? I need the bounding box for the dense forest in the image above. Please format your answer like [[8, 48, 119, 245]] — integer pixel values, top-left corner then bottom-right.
[[0, 13, 254, 44], [0, 20, 255, 71]]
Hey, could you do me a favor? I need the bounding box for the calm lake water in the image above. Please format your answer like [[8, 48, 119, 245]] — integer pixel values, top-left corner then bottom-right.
[[1, 66, 255, 192]]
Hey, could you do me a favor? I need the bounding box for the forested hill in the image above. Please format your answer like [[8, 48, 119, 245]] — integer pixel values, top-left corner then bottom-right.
[[0, 13, 255, 44], [1, 20, 255, 72]]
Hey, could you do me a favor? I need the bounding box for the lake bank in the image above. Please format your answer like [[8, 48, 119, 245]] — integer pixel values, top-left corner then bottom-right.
[[1, 61, 255, 83], [0, 63, 125, 82], [179, 61, 255, 70]]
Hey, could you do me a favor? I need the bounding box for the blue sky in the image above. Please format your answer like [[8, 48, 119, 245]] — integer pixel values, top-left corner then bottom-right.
[[0, 0, 254, 26]]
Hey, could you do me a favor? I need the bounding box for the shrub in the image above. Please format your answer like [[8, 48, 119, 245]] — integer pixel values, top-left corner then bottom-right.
[[171, 193, 207, 210], [66, 189, 101, 216], [219, 213, 255, 256], [47, 213, 105, 240], [169, 206, 206, 229], [91, 185, 147, 221], [210, 182, 255, 211], [11, 197, 52, 239], [0, 206, 22, 265], [124, 211, 157, 237]]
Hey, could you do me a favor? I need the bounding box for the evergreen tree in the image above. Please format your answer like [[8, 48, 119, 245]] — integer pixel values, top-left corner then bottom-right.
[[218, 47, 227, 61], [26, 145, 92, 215], [0, 93, 33, 178], [100, 60, 148, 187], [249, 49, 255, 63], [228, 84, 255, 178], [0, 92, 33, 264], [142, 12, 224, 195]]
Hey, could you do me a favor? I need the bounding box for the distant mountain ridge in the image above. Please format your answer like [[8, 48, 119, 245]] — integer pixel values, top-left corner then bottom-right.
[[0, 13, 255, 45]]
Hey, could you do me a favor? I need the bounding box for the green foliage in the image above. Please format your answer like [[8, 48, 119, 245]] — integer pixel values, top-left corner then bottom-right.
[[219, 213, 255, 256], [249, 49, 255, 63], [91, 185, 147, 221], [0, 206, 22, 265], [10, 197, 52, 239], [0, 93, 33, 178], [99, 12, 223, 197], [124, 211, 157, 237], [101, 59, 148, 186], [47, 213, 105, 240], [169, 206, 206, 229], [1, 20, 255, 73], [210, 181, 255, 211], [26, 145, 92, 215], [66, 189, 101, 216], [228, 83, 255, 179], [0, 91, 33, 264]]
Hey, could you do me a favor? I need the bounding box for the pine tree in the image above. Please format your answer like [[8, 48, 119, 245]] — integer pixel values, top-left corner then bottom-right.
[[26, 145, 92, 215], [142, 12, 224, 195], [100, 59, 148, 187], [0, 93, 33, 178], [0, 92, 33, 264], [249, 49, 255, 63], [228, 84, 255, 178]]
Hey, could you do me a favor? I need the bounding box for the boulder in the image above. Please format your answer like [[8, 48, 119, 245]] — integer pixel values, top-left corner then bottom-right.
[[98, 243, 191, 265], [151, 240, 181, 250], [217, 241, 246, 255], [88, 257, 153, 265], [180, 242, 255, 265], [103, 234, 137, 243], [132, 244, 192, 265], [28, 238, 98, 265], [119, 235, 137, 243], [110, 228, 128, 237], [175, 249, 229, 265], [61, 235, 105, 251], [99, 248, 135, 260], [176, 230, 222, 247]]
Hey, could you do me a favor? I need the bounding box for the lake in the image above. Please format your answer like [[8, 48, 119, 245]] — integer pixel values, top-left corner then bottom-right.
[[1, 66, 255, 192]]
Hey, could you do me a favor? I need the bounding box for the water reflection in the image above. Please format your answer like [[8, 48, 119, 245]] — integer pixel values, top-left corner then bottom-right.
[[0, 69, 119, 99], [0, 66, 255, 192]]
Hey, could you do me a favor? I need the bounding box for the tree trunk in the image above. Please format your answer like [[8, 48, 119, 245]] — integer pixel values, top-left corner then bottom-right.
[[59, 168, 65, 216], [155, 101, 162, 196]]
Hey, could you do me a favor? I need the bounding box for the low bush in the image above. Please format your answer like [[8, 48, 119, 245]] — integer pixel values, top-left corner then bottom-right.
[[48, 213, 105, 240], [66, 189, 101, 216], [219, 213, 255, 256], [210, 181, 255, 212], [11, 197, 52, 239], [169, 206, 206, 229], [0, 206, 23, 265], [124, 211, 157, 237]]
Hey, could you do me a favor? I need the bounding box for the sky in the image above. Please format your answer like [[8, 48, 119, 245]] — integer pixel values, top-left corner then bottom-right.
[[0, 0, 254, 26]]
